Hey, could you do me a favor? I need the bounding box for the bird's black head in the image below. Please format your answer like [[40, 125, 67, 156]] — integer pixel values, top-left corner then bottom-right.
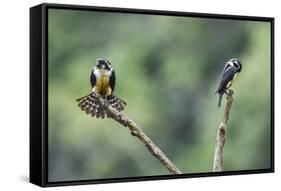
[[95, 58, 112, 71], [229, 58, 242, 73]]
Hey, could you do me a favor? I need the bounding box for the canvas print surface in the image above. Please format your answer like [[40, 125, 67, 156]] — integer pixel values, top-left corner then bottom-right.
[[48, 8, 272, 182]]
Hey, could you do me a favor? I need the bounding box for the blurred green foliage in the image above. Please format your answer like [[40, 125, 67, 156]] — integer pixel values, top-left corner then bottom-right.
[[48, 9, 271, 182]]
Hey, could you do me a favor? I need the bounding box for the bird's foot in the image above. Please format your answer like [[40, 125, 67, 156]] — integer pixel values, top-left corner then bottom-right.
[[225, 89, 234, 96]]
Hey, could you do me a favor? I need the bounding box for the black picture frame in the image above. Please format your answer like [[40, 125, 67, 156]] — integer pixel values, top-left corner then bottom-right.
[[30, 3, 275, 187]]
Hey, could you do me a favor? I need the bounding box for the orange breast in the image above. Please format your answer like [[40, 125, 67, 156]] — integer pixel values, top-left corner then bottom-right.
[[93, 75, 112, 97]]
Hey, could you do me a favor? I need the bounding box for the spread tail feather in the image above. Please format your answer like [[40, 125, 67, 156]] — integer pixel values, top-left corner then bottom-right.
[[76, 93, 126, 118], [105, 94, 127, 117], [77, 93, 106, 118]]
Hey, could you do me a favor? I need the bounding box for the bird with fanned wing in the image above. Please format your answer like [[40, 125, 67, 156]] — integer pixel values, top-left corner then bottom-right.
[[76, 58, 126, 118]]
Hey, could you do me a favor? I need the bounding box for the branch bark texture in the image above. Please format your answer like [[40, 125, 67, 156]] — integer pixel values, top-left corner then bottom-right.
[[213, 91, 234, 172], [93, 93, 182, 174]]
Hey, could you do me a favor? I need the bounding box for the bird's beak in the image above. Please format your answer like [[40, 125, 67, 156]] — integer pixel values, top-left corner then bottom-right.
[[96, 64, 102, 69]]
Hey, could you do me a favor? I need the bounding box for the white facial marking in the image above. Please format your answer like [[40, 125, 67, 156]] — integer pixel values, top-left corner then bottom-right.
[[104, 68, 113, 77], [105, 60, 110, 65], [227, 61, 234, 67], [232, 60, 240, 70], [93, 67, 113, 78]]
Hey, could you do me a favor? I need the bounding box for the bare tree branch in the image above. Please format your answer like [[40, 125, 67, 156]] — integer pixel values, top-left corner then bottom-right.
[[213, 90, 234, 172], [91, 93, 182, 174]]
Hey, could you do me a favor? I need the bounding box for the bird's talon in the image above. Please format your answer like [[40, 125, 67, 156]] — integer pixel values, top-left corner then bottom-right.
[[228, 89, 234, 96]]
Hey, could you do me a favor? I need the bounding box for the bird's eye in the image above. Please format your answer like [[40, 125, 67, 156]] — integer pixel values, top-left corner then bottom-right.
[[233, 62, 239, 68]]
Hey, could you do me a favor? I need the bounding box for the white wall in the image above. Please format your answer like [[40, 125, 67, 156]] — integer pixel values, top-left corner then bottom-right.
[[0, 0, 279, 190]]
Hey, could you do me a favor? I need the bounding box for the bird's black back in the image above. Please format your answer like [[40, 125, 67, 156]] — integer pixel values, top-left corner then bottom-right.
[[216, 66, 236, 94]]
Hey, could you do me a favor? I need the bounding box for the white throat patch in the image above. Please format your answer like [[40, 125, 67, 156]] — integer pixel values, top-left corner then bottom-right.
[[93, 67, 113, 78]]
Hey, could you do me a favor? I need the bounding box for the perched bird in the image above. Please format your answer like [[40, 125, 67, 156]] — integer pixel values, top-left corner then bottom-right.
[[215, 58, 242, 107], [76, 58, 126, 118]]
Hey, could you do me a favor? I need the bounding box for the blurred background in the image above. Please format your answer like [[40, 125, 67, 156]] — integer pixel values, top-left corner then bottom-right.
[[48, 8, 271, 182]]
